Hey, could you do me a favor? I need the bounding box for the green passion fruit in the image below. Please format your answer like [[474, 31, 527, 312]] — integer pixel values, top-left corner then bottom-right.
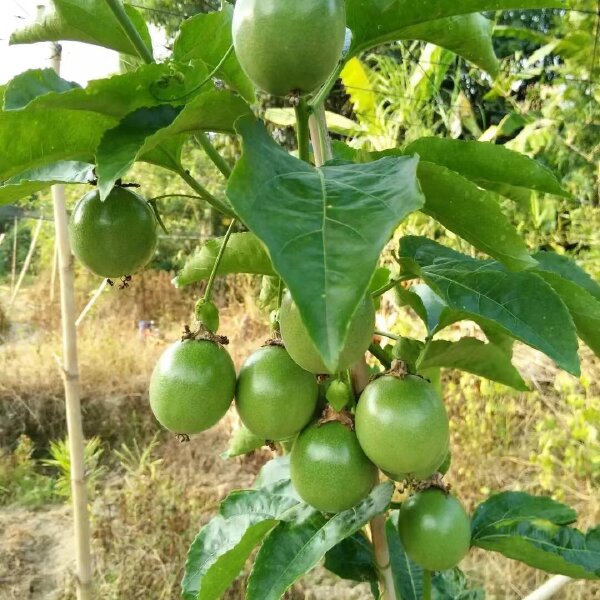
[[69, 187, 157, 279], [279, 293, 375, 374], [290, 421, 378, 512], [235, 345, 318, 441], [355, 375, 449, 480], [232, 0, 346, 97], [149, 339, 236, 434], [398, 488, 471, 571]]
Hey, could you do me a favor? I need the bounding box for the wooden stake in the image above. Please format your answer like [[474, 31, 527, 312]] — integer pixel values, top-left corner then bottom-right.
[[49, 40, 92, 600], [50, 239, 58, 303], [8, 218, 43, 309]]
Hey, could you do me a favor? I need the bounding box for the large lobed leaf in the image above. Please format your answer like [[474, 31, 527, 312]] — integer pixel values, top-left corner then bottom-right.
[[174, 232, 276, 288], [399, 237, 580, 375], [227, 117, 425, 372], [472, 492, 600, 579], [9, 0, 152, 58], [246, 483, 394, 600], [0, 162, 94, 206], [345, 0, 566, 57]]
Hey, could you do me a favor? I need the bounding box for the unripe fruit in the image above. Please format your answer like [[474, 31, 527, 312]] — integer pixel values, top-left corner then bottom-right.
[[235, 345, 318, 440], [355, 375, 449, 480], [232, 0, 346, 97], [398, 488, 471, 571], [149, 340, 236, 434], [291, 421, 378, 512], [280, 293, 375, 374], [69, 187, 157, 278]]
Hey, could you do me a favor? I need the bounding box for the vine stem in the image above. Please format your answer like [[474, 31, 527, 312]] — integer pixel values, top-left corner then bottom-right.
[[195, 133, 233, 179], [176, 168, 236, 218], [104, 0, 154, 64], [203, 219, 236, 302], [372, 277, 409, 298], [368, 343, 392, 369], [375, 330, 400, 341], [294, 98, 311, 163], [423, 570, 432, 600]]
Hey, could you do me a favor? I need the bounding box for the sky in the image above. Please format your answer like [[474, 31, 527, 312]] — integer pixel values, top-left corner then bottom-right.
[[0, 0, 167, 86]]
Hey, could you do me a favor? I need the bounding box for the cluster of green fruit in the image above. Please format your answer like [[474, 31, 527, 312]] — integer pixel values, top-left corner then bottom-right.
[[148, 292, 470, 572]]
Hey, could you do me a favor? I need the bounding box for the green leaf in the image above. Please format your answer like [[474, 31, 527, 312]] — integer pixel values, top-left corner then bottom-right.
[[3, 68, 79, 110], [419, 338, 528, 390], [9, 0, 152, 58], [246, 482, 394, 600], [471, 492, 600, 579], [416, 161, 536, 271], [345, 0, 566, 57], [96, 106, 180, 200], [404, 137, 569, 199], [0, 162, 94, 206], [386, 512, 424, 600], [536, 272, 600, 358], [0, 108, 115, 181], [533, 251, 600, 301], [265, 108, 360, 136], [174, 232, 276, 288], [396, 283, 446, 335], [254, 455, 292, 490], [182, 485, 301, 600], [221, 425, 265, 459], [96, 91, 250, 198], [394, 14, 499, 76], [399, 237, 580, 375], [173, 6, 256, 103], [3, 63, 199, 118], [228, 117, 424, 372], [323, 532, 378, 584], [432, 569, 485, 599]]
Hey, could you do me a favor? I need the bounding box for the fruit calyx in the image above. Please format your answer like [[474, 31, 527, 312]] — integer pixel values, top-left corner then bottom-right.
[[181, 324, 229, 346], [317, 405, 354, 431], [411, 472, 451, 495], [262, 335, 284, 348]]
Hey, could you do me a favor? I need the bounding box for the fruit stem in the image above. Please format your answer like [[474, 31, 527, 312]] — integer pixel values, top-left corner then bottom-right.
[[176, 168, 237, 218], [309, 61, 344, 110], [104, 0, 154, 64], [423, 570, 432, 600], [368, 343, 392, 369], [369, 514, 396, 600], [203, 219, 237, 302], [294, 98, 311, 163], [272, 278, 284, 333], [195, 133, 233, 179]]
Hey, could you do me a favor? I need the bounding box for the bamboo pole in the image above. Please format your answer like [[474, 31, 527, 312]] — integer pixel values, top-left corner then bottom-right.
[[48, 40, 92, 600], [523, 576, 572, 600], [8, 218, 43, 309], [76, 279, 108, 328], [306, 101, 397, 598], [50, 240, 58, 302]]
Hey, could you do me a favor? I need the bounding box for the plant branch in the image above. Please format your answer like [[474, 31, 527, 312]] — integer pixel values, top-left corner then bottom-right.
[[423, 569, 432, 600], [294, 98, 311, 163], [177, 168, 236, 218], [104, 0, 154, 64], [375, 330, 400, 341], [369, 343, 392, 369], [372, 277, 408, 298], [203, 219, 236, 301], [194, 133, 233, 179]]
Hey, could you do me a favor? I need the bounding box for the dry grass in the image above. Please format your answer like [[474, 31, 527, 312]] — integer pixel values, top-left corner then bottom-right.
[[0, 276, 599, 599]]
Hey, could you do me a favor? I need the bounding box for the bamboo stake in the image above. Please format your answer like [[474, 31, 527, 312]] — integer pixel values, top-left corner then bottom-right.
[[307, 99, 397, 598], [49, 40, 92, 600], [50, 240, 58, 302], [8, 218, 43, 309], [523, 576, 572, 600], [10, 217, 18, 293], [76, 279, 108, 328]]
